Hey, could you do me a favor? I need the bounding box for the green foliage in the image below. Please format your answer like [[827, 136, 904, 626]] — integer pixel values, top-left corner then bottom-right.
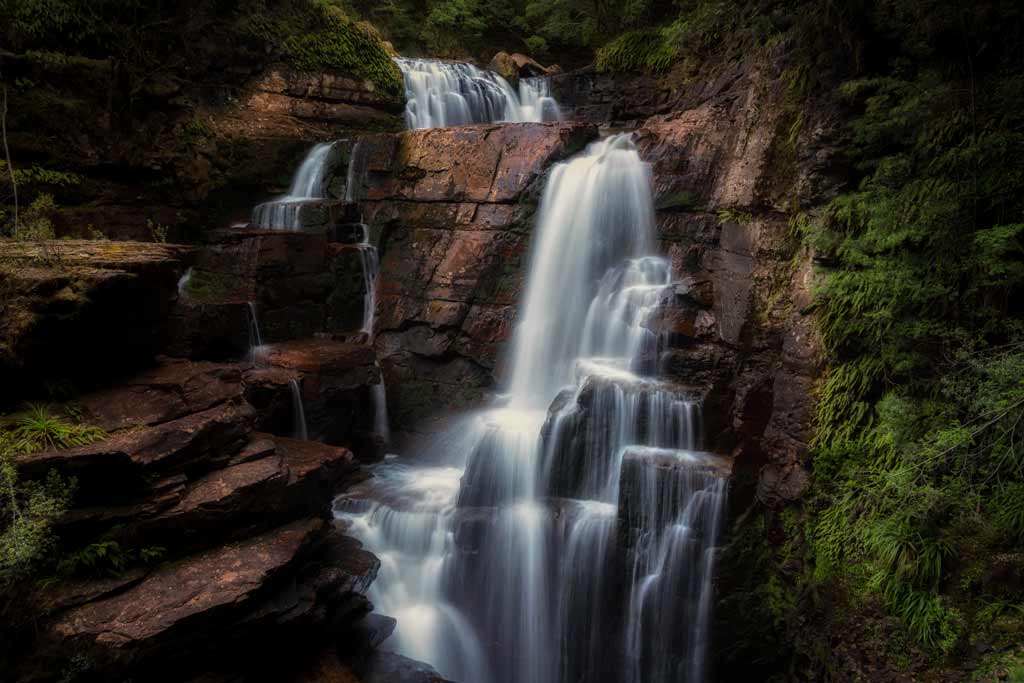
[[11, 194, 58, 241], [595, 28, 679, 74], [804, 0, 1024, 655], [0, 404, 104, 586], [56, 540, 165, 578], [240, 1, 402, 95], [183, 116, 212, 139], [0, 161, 83, 193], [0, 410, 93, 587], [8, 403, 106, 455], [147, 219, 169, 244], [343, 0, 674, 62]]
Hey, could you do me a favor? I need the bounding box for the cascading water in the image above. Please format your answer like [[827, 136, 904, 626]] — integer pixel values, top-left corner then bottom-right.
[[395, 58, 560, 129], [518, 76, 561, 123], [251, 143, 333, 229], [336, 134, 728, 683]]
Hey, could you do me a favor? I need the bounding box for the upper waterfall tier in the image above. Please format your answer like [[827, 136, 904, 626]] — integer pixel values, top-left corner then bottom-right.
[[395, 58, 560, 129], [506, 134, 658, 409]]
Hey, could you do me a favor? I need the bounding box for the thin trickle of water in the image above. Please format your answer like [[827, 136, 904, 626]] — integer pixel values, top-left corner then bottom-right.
[[247, 302, 263, 367], [289, 378, 308, 441], [336, 134, 728, 683], [395, 58, 560, 129], [251, 143, 333, 230], [177, 267, 192, 297], [345, 140, 367, 204], [357, 243, 379, 338]]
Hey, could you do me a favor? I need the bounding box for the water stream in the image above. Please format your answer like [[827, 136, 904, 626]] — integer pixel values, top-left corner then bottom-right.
[[335, 134, 728, 682]]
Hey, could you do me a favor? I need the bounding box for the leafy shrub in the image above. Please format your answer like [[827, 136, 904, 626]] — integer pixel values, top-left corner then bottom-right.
[[0, 404, 104, 586], [10, 193, 58, 240], [56, 540, 165, 578]]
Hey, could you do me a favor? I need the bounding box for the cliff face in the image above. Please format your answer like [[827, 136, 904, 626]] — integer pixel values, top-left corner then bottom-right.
[[359, 123, 598, 434]]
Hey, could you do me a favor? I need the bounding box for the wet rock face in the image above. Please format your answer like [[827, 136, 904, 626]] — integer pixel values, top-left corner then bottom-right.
[[360, 123, 599, 432], [170, 228, 368, 355], [548, 68, 675, 125], [621, 64, 825, 508]]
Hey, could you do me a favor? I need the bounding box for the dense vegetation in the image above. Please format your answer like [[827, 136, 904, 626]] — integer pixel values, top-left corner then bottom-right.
[[803, 0, 1024, 668], [0, 0, 401, 95], [341, 0, 681, 66]]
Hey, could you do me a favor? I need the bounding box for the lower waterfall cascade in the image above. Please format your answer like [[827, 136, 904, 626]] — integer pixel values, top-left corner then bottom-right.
[[395, 57, 561, 129], [335, 134, 730, 683]]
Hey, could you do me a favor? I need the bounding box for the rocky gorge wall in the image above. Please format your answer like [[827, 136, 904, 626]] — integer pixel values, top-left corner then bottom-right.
[[0, 42, 841, 681]]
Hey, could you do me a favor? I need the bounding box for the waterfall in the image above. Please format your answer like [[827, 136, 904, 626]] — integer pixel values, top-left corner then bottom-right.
[[395, 58, 560, 129], [345, 140, 367, 204], [251, 143, 333, 230], [335, 134, 728, 683], [289, 378, 309, 441]]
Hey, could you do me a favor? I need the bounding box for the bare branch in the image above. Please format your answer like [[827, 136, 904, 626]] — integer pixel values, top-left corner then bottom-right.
[[1, 81, 17, 233]]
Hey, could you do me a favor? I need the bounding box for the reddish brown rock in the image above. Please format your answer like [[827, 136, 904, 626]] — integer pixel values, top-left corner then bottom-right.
[[359, 123, 597, 432], [363, 122, 596, 204], [78, 359, 244, 432], [53, 519, 324, 652]]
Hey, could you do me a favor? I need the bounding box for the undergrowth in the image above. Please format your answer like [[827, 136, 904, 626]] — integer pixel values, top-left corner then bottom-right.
[[800, 0, 1024, 659]]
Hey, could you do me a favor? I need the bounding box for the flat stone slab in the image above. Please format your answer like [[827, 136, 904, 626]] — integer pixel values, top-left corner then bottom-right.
[[79, 359, 244, 432], [260, 338, 376, 376], [53, 518, 324, 650]]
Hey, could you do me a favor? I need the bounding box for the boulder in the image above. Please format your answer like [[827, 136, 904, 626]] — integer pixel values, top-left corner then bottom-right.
[[488, 52, 552, 82], [488, 51, 519, 83]]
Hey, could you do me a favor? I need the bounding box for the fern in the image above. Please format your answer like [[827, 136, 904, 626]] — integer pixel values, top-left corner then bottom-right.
[[10, 403, 105, 454]]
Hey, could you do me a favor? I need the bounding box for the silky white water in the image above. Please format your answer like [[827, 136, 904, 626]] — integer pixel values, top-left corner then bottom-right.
[[335, 134, 727, 682], [251, 143, 333, 229], [395, 58, 560, 129]]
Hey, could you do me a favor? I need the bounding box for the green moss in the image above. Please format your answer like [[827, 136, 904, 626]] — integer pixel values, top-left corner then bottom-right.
[[240, 2, 402, 97]]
